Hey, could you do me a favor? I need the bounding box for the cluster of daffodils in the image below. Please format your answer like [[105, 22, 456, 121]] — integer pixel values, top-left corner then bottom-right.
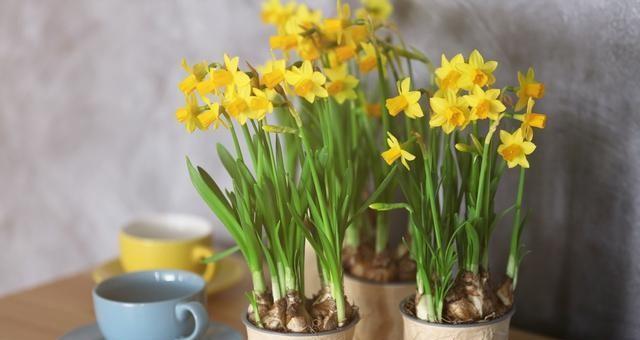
[[371, 49, 549, 323], [381, 50, 546, 171], [176, 0, 398, 137], [175, 0, 550, 328], [176, 0, 405, 331]]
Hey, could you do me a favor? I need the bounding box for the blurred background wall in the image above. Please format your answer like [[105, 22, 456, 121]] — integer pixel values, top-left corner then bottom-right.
[[1, 0, 638, 339]]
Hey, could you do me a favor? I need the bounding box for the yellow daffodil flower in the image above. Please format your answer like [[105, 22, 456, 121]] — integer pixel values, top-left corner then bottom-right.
[[197, 54, 250, 95], [497, 128, 536, 168], [385, 77, 423, 118], [458, 49, 497, 90], [514, 98, 547, 141], [285, 4, 322, 35], [381, 132, 416, 170], [176, 93, 218, 133], [435, 53, 465, 92], [284, 61, 328, 103], [358, 42, 385, 74], [324, 64, 359, 104], [356, 0, 393, 23], [298, 38, 321, 61], [515, 67, 545, 111], [259, 59, 287, 89], [247, 88, 274, 121], [345, 24, 370, 46], [464, 85, 506, 121], [322, 2, 351, 44], [334, 44, 357, 64], [223, 84, 253, 125], [200, 97, 225, 130], [269, 34, 299, 51], [429, 89, 470, 133], [178, 59, 208, 95], [261, 0, 296, 27]]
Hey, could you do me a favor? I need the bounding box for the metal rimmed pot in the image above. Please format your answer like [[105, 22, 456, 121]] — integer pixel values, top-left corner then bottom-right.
[[242, 312, 360, 340], [344, 273, 414, 340], [399, 296, 514, 340]]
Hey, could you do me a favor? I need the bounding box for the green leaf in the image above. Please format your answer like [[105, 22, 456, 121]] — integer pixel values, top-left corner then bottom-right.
[[217, 143, 239, 178], [263, 125, 298, 134], [202, 245, 240, 263], [369, 202, 413, 213], [354, 164, 398, 216]]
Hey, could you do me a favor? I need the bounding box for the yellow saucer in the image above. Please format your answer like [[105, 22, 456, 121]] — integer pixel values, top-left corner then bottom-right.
[[92, 255, 246, 295]]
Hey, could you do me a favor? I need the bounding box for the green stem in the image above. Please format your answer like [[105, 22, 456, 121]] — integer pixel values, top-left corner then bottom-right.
[[424, 151, 443, 251], [227, 118, 244, 162], [375, 213, 388, 254], [251, 270, 266, 294], [345, 223, 360, 248], [507, 167, 526, 287], [330, 274, 346, 326]]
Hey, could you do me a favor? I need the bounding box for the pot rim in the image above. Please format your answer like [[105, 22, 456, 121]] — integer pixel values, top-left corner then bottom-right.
[[398, 295, 515, 328], [241, 310, 360, 336], [344, 271, 415, 287]]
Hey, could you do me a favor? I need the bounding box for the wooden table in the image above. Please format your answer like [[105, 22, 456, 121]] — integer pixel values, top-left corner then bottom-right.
[[0, 268, 554, 340]]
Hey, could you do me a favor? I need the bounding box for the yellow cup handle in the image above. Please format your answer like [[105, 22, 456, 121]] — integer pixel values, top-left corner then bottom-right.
[[192, 246, 216, 282]]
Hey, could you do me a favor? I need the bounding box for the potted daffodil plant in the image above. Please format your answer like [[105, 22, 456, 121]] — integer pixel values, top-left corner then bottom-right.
[[371, 51, 547, 339], [173, 0, 547, 339]]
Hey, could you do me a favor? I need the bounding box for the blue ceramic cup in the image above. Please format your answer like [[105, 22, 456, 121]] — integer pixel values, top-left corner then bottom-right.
[[93, 270, 209, 340]]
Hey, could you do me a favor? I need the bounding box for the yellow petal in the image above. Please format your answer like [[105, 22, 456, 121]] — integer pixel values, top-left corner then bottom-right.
[[312, 72, 326, 85], [401, 157, 410, 170], [401, 150, 416, 161], [405, 90, 421, 104], [490, 99, 506, 113], [429, 113, 447, 127], [400, 77, 411, 94], [484, 61, 498, 72], [469, 50, 483, 65], [499, 130, 511, 144], [429, 97, 448, 114], [284, 70, 302, 85], [486, 88, 500, 99], [386, 132, 399, 147], [405, 103, 424, 119], [522, 141, 536, 154], [301, 61, 313, 74], [175, 108, 188, 122]]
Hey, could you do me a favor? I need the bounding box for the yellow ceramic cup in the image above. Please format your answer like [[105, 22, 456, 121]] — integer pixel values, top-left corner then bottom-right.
[[119, 214, 216, 282]]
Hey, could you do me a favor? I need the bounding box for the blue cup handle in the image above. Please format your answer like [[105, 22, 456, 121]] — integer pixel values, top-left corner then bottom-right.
[[175, 301, 208, 340]]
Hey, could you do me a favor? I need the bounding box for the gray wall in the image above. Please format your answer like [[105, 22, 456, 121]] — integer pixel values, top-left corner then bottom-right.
[[1, 1, 638, 339]]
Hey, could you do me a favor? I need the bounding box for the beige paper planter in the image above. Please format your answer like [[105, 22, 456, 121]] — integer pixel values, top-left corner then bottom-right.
[[242, 313, 359, 340], [344, 274, 414, 340], [399, 296, 514, 340]]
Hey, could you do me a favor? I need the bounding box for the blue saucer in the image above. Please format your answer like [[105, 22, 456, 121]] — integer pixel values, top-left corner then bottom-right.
[[60, 320, 241, 340]]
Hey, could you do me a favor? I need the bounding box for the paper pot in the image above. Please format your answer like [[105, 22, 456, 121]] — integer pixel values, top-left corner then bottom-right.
[[343, 274, 414, 340], [399, 296, 514, 340], [242, 313, 359, 340]]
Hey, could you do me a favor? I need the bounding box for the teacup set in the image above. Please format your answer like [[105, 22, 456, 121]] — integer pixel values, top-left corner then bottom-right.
[[61, 214, 243, 340]]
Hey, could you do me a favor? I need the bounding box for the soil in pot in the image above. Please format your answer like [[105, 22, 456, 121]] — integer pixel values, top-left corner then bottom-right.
[[443, 270, 513, 323], [244, 303, 360, 340], [342, 242, 416, 282], [400, 296, 514, 340], [247, 289, 357, 334]]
